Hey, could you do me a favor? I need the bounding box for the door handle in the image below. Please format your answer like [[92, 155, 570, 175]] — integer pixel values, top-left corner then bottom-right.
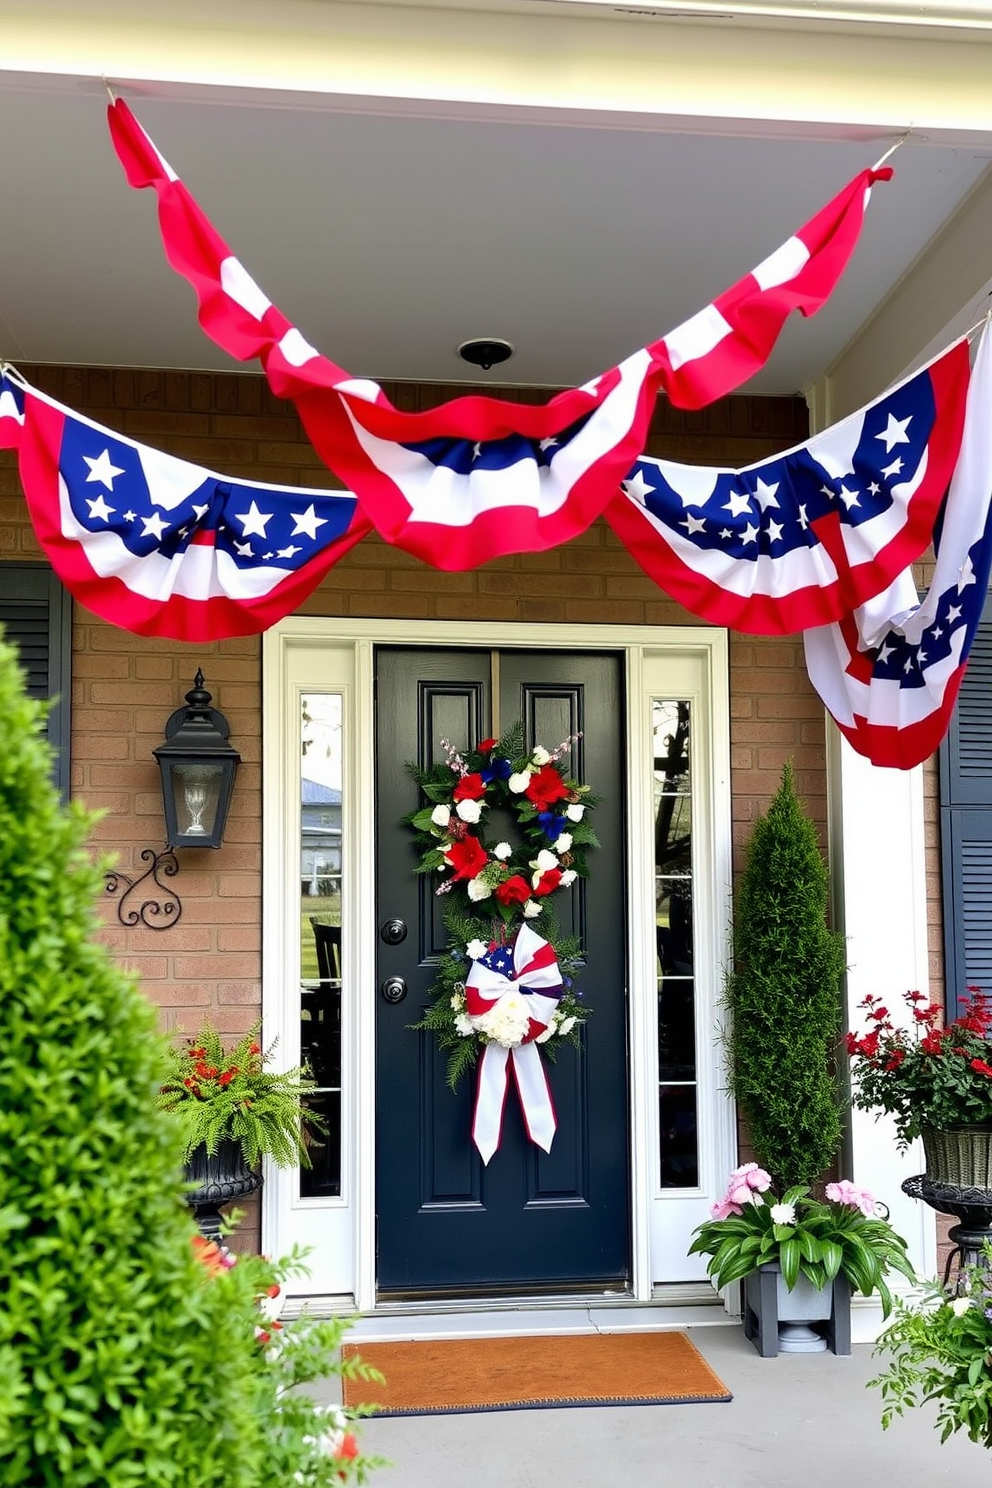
[[381, 975, 408, 1004], [380, 918, 408, 945]]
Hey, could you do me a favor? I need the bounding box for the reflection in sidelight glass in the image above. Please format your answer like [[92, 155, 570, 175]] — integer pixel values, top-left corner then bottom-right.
[[653, 700, 698, 1188], [298, 694, 343, 1198]]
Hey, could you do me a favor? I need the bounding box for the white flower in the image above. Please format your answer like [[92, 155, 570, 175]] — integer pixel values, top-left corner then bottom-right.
[[475, 990, 531, 1048], [565, 803, 585, 822], [430, 803, 451, 828], [560, 869, 577, 886], [533, 849, 558, 873], [554, 833, 572, 854], [531, 746, 551, 766], [493, 841, 513, 860], [558, 1015, 576, 1036], [456, 798, 482, 823], [454, 1013, 475, 1037], [508, 771, 531, 793], [522, 899, 542, 918], [949, 1296, 973, 1317], [450, 992, 464, 1010], [466, 877, 492, 902], [466, 938, 488, 961], [769, 1203, 796, 1226]]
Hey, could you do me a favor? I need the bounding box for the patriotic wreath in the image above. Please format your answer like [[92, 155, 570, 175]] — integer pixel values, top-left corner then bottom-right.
[[405, 724, 599, 1159]]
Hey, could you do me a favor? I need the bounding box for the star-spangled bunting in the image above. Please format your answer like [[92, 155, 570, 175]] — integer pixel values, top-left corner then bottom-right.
[[804, 324, 992, 770], [108, 95, 892, 571], [604, 337, 970, 633], [0, 369, 370, 640]]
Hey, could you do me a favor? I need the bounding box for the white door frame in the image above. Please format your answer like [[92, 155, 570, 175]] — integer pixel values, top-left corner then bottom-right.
[[261, 617, 734, 1314]]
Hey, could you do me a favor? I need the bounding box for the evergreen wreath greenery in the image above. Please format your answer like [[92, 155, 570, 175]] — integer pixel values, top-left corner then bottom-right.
[[158, 1021, 326, 1169], [0, 632, 379, 1487], [724, 761, 847, 1191], [405, 722, 598, 1088]]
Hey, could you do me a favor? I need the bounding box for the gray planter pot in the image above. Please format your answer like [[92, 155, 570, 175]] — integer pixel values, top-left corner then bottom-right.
[[743, 1263, 851, 1358], [921, 1126, 992, 1189], [183, 1138, 262, 1242]]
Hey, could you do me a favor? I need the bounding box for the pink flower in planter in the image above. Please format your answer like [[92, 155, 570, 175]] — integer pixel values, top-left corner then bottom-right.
[[731, 1163, 772, 1192], [826, 1179, 876, 1216], [710, 1196, 745, 1220]]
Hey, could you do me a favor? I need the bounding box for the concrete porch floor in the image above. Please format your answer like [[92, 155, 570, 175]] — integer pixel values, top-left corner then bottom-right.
[[319, 1321, 989, 1485]]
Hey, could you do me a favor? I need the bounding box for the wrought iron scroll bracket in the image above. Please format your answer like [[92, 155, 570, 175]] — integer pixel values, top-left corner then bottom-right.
[[105, 846, 182, 930]]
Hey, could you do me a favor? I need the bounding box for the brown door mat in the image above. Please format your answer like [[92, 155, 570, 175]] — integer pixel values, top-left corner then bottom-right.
[[342, 1329, 732, 1415]]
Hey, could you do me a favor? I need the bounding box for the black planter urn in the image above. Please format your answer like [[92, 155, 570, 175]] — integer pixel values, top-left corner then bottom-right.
[[183, 1138, 262, 1242]]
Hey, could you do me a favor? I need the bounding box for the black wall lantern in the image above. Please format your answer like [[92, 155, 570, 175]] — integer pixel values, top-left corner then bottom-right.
[[154, 670, 241, 850]]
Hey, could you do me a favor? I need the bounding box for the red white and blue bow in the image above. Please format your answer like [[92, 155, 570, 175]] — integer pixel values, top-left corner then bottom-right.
[[464, 924, 563, 1164], [108, 95, 891, 572]]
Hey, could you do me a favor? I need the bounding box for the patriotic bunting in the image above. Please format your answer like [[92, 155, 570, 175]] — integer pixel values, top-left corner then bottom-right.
[[605, 338, 971, 634], [804, 324, 992, 771], [108, 96, 891, 570], [0, 369, 369, 641]]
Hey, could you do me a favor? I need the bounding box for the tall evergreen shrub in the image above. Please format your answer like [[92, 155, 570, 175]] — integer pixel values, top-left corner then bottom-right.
[[0, 634, 267, 1487], [725, 762, 846, 1191]]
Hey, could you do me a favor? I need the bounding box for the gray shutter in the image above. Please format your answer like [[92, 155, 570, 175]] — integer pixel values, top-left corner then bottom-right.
[[0, 564, 72, 797], [940, 590, 992, 1016]]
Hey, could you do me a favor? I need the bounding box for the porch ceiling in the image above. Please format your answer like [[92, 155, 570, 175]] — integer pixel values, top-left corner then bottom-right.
[[0, 70, 989, 396]]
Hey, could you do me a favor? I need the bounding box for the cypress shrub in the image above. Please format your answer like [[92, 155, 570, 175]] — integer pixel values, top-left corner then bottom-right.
[[0, 634, 267, 1487], [725, 761, 846, 1191]]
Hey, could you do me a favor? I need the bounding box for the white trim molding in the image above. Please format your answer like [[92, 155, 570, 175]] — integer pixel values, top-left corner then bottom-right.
[[262, 617, 733, 1319]]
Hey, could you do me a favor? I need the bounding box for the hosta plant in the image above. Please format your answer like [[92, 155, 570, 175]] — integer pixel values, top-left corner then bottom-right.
[[159, 1022, 325, 1169], [689, 1164, 916, 1312]]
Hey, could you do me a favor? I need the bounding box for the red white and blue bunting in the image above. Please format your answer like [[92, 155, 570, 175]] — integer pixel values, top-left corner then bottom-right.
[[107, 96, 892, 571], [1, 96, 989, 772]]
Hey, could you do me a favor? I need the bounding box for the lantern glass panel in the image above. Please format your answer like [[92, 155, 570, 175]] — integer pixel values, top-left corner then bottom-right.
[[171, 760, 226, 840]]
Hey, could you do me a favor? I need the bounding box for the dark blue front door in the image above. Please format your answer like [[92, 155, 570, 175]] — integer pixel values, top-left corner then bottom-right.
[[374, 647, 630, 1296]]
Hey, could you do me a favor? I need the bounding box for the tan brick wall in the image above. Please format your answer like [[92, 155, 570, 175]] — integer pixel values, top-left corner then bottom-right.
[[0, 362, 851, 1249]]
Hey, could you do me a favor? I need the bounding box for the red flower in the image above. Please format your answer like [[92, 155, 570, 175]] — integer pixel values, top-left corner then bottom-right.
[[191, 1234, 226, 1275], [884, 1049, 906, 1072], [476, 738, 497, 753], [533, 868, 562, 897], [248, 1042, 261, 1056], [525, 765, 569, 812], [334, 1433, 359, 1463], [869, 1007, 889, 1022], [444, 835, 489, 881], [453, 772, 487, 802], [844, 1032, 860, 1055], [218, 1067, 237, 1087], [971, 1058, 992, 1078], [495, 875, 531, 906], [921, 1029, 947, 1055]]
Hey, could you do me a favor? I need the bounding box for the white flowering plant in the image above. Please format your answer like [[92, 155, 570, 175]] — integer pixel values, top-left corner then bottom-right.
[[405, 722, 598, 1089], [688, 1165, 915, 1312], [871, 1250, 992, 1449]]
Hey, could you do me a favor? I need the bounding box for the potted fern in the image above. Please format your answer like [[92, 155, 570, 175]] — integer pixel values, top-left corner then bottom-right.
[[159, 1022, 325, 1237]]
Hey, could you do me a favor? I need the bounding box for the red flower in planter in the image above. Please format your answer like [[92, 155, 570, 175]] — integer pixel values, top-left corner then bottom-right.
[[525, 765, 569, 812], [444, 835, 488, 881], [453, 772, 486, 802], [533, 868, 562, 897], [495, 875, 531, 906]]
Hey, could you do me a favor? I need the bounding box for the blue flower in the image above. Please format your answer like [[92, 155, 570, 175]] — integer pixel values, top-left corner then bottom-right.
[[538, 810, 565, 842], [481, 757, 513, 783]]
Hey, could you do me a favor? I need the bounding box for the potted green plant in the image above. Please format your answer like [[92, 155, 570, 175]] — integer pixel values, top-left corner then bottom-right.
[[690, 1164, 916, 1355], [870, 1246, 992, 1451], [158, 1022, 325, 1237], [723, 762, 847, 1193], [846, 989, 992, 1186]]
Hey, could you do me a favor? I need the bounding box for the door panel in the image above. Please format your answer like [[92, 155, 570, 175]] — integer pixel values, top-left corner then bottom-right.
[[375, 647, 629, 1295]]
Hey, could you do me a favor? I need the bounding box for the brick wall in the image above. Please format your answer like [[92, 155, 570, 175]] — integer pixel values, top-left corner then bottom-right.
[[1, 362, 848, 1250]]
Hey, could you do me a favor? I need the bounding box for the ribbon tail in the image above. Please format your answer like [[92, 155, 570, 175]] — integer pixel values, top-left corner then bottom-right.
[[473, 1043, 511, 1165], [511, 1042, 557, 1154]]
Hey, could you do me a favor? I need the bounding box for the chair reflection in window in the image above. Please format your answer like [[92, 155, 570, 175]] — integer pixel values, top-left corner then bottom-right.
[[300, 918, 342, 1197]]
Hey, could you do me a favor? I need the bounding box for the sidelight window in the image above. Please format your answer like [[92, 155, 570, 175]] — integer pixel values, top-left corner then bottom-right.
[[298, 692, 343, 1198], [653, 699, 698, 1188]]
